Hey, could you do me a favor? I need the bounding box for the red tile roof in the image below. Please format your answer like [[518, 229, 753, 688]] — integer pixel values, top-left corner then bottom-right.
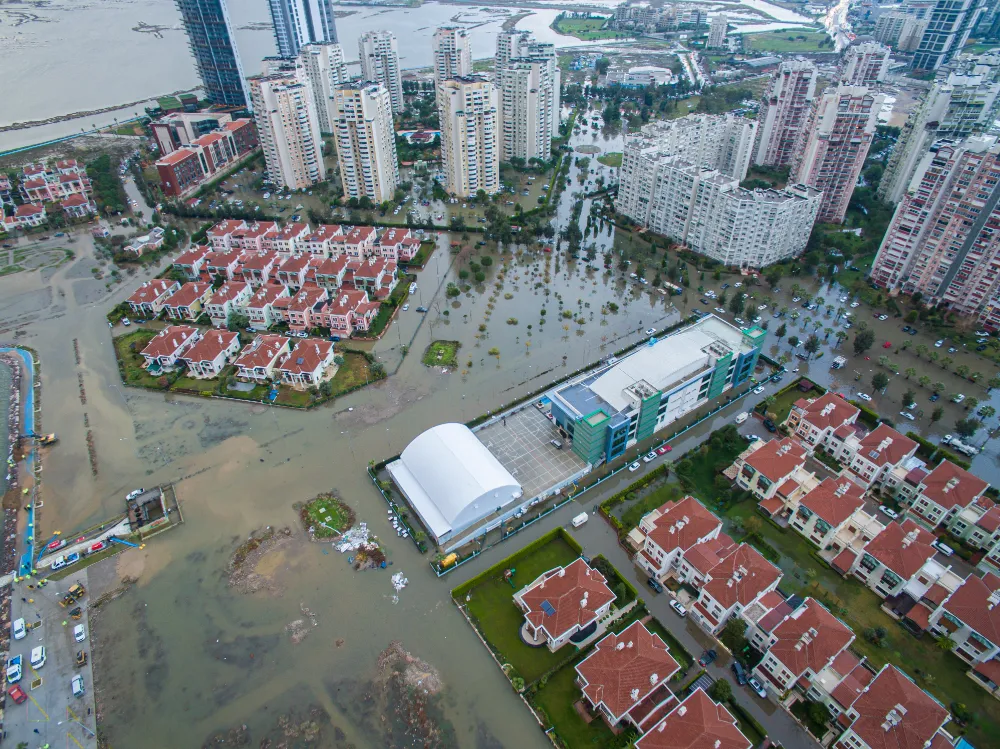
[[191, 131, 227, 147], [380, 227, 411, 245], [165, 282, 211, 308], [744, 438, 807, 483], [758, 496, 785, 517], [174, 246, 211, 266], [831, 548, 858, 575], [127, 279, 177, 306], [140, 326, 199, 359], [920, 460, 989, 512], [278, 253, 314, 274], [353, 257, 397, 280], [923, 583, 951, 605], [575, 621, 680, 722], [701, 543, 781, 610], [646, 496, 723, 556], [842, 665, 949, 749], [60, 194, 90, 207], [635, 689, 751, 749], [234, 334, 290, 370], [208, 219, 247, 237], [287, 286, 327, 312], [829, 656, 875, 709], [304, 224, 344, 242], [204, 251, 239, 269], [15, 203, 44, 217], [345, 225, 377, 244], [240, 251, 279, 271], [156, 148, 198, 166], [278, 340, 334, 375], [767, 599, 854, 679], [209, 281, 249, 305], [313, 255, 350, 277], [905, 603, 932, 630], [863, 520, 935, 579], [246, 284, 287, 308], [978, 504, 1000, 533], [327, 289, 368, 315], [776, 478, 800, 497], [683, 533, 736, 575], [942, 573, 1000, 648], [181, 329, 239, 364], [798, 392, 860, 430], [800, 477, 866, 527], [520, 558, 617, 642], [855, 424, 917, 468]]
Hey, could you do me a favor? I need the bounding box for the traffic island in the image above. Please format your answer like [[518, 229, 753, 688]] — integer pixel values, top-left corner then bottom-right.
[[296, 492, 355, 540]]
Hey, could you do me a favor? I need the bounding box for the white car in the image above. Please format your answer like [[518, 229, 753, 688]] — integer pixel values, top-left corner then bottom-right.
[[402, 304, 409, 312], [715, 307, 726, 314], [121, 317, 131, 327], [51, 555, 67, 571], [748, 676, 768, 699], [734, 282, 742, 288], [669, 600, 687, 617], [6, 656, 21, 684], [932, 540, 955, 557], [899, 410, 915, 421], [792, 297, 801, 303], [126, 488, 145, 501], [952, 393, 966, 404], [878, 314, 889, 321], [757, 304, 767, 311], [753, 386, 765, 394], [839, 296, 848, 303], [643, 451, 657, 463], [934, 339, 944, 347], [73, 624, 86, 643], [645, 328, 656, 336], [262, 192, 270, 199], [850, 301, 860, 308], [857, 393, 872, 401], [879, 505, 899, 520], [12, 618, 25, 640], [30, 646, 45, 670], [72, 674, 85, 697], [628, 461, 641, 472]]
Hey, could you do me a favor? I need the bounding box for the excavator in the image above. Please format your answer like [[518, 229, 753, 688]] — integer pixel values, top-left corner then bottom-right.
[[18, 432, 57, 446]]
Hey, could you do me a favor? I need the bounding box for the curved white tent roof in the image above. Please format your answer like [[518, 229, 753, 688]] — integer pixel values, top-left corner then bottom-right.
[[387, 423, 522, 542]]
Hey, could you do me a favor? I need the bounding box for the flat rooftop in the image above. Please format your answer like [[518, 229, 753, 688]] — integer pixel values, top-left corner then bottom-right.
[[475, 407, 587, 501]]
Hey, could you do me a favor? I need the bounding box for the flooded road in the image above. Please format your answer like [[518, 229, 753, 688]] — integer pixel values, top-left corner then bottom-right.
[[3, 113, 1000, 747]]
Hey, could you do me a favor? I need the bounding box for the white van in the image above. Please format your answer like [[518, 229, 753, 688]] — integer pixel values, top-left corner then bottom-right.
[[71, 674, 85, 697], [735, 412, 749, 425], [572, 512, 589, 528], [12, 618, 25, 640], [30, 646, 45, 669], [73, 624, 86, 643]]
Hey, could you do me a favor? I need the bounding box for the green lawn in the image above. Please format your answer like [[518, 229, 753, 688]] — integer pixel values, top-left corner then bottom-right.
[[462, 535, 582, 683], [423, 340, 460, 367], [675, 425, 747, 503], [170, 374, 218, 393], [300, 493, 354, 538], [113, 329, 167, 389], [723, 501, 1000, 746], [744, 30, 832, 54], [597, 152, 623, 168], [531, 660, 619, 749], [552, 16, 631, 41], [330, 351, 376, 393], [762, 381, 825, 423], [274, 387, 312, 407], [620, 480, 684, 530]]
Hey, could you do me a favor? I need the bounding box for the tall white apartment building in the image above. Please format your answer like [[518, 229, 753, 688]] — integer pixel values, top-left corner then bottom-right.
[[874, 12, 929, 51], [249, 73, 326, 189], [841, 41, 890, 85], [708, 14, 728, 48], [439, 77, 500, 197], [754, 60, 817, 168], [793, 86, 883, 224], [331, 83, 400, 203], [622, 158, 821, 268], [298, 42, 348, 134], [432, 26, 472, 85], [879, 63, 1000, 201], [267, 0, 338, 58], [497, 33, 561, 162], [359, 31, 404, 116], [617, 114, 757, 220]]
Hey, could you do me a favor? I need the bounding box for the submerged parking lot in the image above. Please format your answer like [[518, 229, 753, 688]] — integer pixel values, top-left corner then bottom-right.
[[476, 406, 588, 501]]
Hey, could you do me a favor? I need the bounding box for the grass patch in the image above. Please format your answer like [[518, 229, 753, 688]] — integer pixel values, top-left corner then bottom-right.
[[675, 425, 746, 502], [620, 480, 684, 530], [729, 701, 766, 746], [723, 500, 1000, 746], [422, 340, 460, 367], [44, 546, 123, 581], [330, 350, 376, 394], [744, 30, 833, 54], [531, 660, 620, 748], [274, 387, 312, 407], [551, 15, 631, 41], [298, 492, 355, 538], [597, 152, 623, 168], [590, 554, 637, 606], [170, 375, 219, 393], [762, 380, 825, 423], [459, 534, 581, 683], [113, 329, 168, 389], [644, 616, 694, 672]]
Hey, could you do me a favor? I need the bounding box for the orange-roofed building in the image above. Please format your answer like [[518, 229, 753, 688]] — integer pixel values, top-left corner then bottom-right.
[[786, 392, 860, 450], [735, 437, 810, 501], [276, 339, 336, 387], [233, 334, 291, 383], [790, 477, 866, 549], [162, 282, 213, 321], [632, 495, 724, 583], [139, 326, 201, 370], [126, 279, 180, 317], [513, 558, 616, 651], [635, 688, 751, 749], [690, 543, 783, 636], [172, 245, 212, 280], [575, 620, 680, 729], [849, 519, 938, 600], [903, 460, 989, 531], [179, 329, 240, 378], [206, 281, 252, 327], [928, 573, 1000, 676]]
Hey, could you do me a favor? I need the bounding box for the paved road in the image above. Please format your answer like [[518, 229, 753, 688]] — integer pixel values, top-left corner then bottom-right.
[[447, 382, 817, 747], [5, 569, 97, 749]]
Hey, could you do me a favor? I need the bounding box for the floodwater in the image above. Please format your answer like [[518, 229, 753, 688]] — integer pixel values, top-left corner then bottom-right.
[[1, 0, 817, 149], [4, 116, 1000, 746], [0, 360, 10, 495]]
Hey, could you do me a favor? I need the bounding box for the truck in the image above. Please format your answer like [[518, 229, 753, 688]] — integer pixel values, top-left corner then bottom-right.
[[943, 434, 979, 456], [572, 512, 589, 528], [831, 356, 847, 369], [735, 412, 749, 425]]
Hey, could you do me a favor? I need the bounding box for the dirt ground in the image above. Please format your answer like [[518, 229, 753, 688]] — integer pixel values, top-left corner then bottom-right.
[[0, 135, 138, 171]]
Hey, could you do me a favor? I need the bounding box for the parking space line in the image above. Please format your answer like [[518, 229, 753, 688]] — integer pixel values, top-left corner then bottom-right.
[[67, 731, 85, 748], [27, 689, 50, 720]]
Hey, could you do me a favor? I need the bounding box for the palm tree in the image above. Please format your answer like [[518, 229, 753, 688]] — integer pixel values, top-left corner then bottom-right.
[[932, 381, 945, 394], [824, 327, 833, 340], [905, 367, 917, 380], [988, 375, 1000, 391], [980, 405, 996, 422], [835, 330, 848, 348], [835, 306, 846, 321], [826, 305, 834, 317], [956, 364, 970, 379], [915, 343, 928, 359], [967, 397, 980, 412], [918, 375, 931, 389]]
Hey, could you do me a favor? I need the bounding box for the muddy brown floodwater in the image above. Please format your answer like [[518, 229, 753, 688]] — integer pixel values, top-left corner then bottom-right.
[[7, 107, 1000, 749]]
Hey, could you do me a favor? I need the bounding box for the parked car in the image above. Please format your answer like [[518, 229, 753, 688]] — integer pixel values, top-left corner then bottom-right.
[[752, 386, 765, 395], [857, 393, 872, 401], [745, 434, 759, 443], [51, 556, 67, 571], [669, 600, 687, 617], [645, 328, 656, 336], [879, 505, 899, 520], [748, 676, 767, 699], [30, 646, 46, 670], [6, 655, 21, 684], [121, 317, 131, 327], [929, 393, 940, 402], [934, 339, 944, 347], [698, 649, 718, 666], [71, 674, 85, 697], [878, 314, 889, 321], [12, 618, 25, 640], [882, 341, 892, 348], [647, 578, 663, 594], [73, 624, 86, 643], [656, 444, 672, 455], [932, 540, 955, 557], [126, 488, 145, 501], [731, 661, 748, 685], [402, 304, 409, 312], [899, 411, 915, 421], [415, 307, 428, 313], [628, 461, 641, 472], [90, 541, 106, 553], [763, 419, 777, 433], [8, 684, 26, 704], [643, 451, 657, 463], [952, 393, 966, 403]]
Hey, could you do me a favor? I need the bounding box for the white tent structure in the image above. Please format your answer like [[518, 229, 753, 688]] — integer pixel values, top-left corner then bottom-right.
[[387, 423, 522, 545]]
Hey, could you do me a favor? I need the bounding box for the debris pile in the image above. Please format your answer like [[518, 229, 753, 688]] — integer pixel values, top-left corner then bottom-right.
[[227, 526, 294, 595], [390, 571, 408, 602], [334, 522, 387, 570]]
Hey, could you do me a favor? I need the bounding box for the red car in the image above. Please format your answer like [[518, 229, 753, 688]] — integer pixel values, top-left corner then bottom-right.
[[90, 541, 106, 553], [656, 445, 672, 455], [8, 684, 26, 704], [46, 539, 65, 551], [882, 341, 892, 348]]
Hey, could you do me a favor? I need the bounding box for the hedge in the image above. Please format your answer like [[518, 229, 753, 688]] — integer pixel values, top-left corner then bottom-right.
[[849, 400, 881, 428], [598, 464, 671, 537], [906, 431, 937, 461], [728, 700, 767, 740], [591, 554, 638, 605], [450, 527, 581, 599], [905, 431, 971, 469]]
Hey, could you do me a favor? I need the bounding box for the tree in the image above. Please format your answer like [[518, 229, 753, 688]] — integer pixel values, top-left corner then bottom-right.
[[904, 367, 917, 380], [979, 405, 996, 422], [932, 381, 945, 394], [775, 323, 787, 340], [708, 679, 732, 703], [931, 406, 944, 423], [804, 334, 821, 358], [788, 335, 800, 348], [729, 293, 743, 316], [595, 57, 611, 75], [872, 372, 889, 392], [808, 701, 832, 728], [915, 343, 928, 359], [227, 312, 249, 332], [955, 418, 979, 440], [720, 618, 750, 656], [989, 376, 1000, 391], [902, 389, 915, 407], [853, 328, 875, 356], [918, 375, 931, 389], [835, 330, 848, 348]]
